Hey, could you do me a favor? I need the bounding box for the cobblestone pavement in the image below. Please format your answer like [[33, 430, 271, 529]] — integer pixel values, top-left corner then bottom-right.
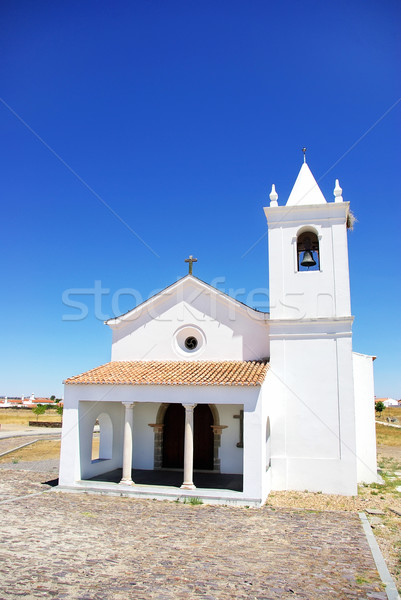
[[0, 436, 38, 454], [0, 468, 387, 600]]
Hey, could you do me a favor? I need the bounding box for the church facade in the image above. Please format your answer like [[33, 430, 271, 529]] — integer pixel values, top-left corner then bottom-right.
[[58, 161, 377, 506]]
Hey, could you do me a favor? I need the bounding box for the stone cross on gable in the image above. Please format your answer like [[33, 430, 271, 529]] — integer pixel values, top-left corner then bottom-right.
[[185, 255, 198, 275]]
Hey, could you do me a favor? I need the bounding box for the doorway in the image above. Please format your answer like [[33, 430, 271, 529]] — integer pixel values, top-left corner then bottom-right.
[[162, 403, 214, 470]]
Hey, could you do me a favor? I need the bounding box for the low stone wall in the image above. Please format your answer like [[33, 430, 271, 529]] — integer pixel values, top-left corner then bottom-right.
[[28, 421, 62, 428]]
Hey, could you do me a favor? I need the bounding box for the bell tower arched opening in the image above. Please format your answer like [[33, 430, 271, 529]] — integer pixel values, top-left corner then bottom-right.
[[297, 230, 320, 271]]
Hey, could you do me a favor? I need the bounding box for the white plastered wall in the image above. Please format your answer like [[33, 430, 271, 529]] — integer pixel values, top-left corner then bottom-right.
[[109, 278, 269, 362], [216, 404, 243, 474], [267, 325, 357, 495], [132, 403, 159, 470], [353, 352, 378, 483]]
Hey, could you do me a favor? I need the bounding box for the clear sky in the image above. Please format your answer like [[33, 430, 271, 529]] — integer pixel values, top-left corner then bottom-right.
[[1, 0, 400, 399]]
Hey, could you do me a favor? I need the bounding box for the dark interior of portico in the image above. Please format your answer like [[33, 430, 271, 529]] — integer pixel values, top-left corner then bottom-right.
[[89, 468, 243, 491]]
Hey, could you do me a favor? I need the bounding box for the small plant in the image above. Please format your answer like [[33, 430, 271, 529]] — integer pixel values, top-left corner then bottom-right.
[[189, 497, 203, 505], [182, 496, 203, 505], [56, 405, 63, 416], [356, 575, 372, 585], [12, 458, 19, 464], [375, 401, 385, 415]]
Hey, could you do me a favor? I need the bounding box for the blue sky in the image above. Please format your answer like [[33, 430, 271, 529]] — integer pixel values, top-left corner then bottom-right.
[[1, 0, 400, 398]]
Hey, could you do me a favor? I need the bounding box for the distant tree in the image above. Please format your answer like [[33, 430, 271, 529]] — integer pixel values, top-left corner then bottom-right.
[[375, 401, 385, 415], [50, 395, 56, 401], [32, 404, 47, 421]]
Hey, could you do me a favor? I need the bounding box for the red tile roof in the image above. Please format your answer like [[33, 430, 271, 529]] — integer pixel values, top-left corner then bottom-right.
[[65, 360, 269, 387]]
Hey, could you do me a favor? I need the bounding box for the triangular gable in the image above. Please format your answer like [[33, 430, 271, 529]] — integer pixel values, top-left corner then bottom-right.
[[106, 275, 268, 328]]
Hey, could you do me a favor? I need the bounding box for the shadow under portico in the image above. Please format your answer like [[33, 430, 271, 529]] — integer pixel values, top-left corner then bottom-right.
[[89, 469, 243, 492]]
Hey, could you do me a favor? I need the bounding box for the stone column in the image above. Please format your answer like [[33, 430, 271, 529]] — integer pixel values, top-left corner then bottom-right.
[[120, 402, 135, 485], [148, 423, 164, 469], [181, 403, 197, 490], [211, 425, 228, 472]]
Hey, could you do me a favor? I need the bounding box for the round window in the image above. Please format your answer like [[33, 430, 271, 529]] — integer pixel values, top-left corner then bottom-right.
[[184, 336, 198, 350], [173, 325, 205, 356]]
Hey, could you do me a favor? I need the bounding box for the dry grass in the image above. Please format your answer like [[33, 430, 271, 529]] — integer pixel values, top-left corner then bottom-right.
[[0, 439, 61, 463], [91, 435, 100, 460], [376, 423, 401, 446], [376, 406, 401, 421], [0, 408, 61, 426], [0, 435, 99, 463]]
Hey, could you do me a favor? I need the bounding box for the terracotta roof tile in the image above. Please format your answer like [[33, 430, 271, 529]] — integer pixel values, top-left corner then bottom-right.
[[64, 360, 269, 387]]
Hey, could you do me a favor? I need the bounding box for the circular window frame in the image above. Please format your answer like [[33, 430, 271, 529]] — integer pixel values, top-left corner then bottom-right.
[[173, 325, 206, 357]]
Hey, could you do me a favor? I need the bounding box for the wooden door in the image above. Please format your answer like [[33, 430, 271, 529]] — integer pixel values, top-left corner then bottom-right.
[[162, 403, 184, 468], [194, 404, 214, 470], [162, 403, 214, 470]]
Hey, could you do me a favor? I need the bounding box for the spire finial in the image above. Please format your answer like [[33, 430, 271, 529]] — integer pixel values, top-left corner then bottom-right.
[[184, 255, 197, 275], [302, 147, 307, 163], [334, 178, 343, 202], [269, 184, 278, 207]]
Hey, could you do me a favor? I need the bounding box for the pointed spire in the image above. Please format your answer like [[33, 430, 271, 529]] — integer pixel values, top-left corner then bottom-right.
[[286, 163, 327, 206], [302, 147, 307, 163], [269, 184, 278, 207], [334, 179, 343, 202]]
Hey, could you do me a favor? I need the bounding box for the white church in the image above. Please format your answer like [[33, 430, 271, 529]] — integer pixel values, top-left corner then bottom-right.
[[58, 160, 378, 506]]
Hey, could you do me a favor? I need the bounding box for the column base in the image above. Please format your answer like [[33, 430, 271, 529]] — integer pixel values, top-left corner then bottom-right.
[[119, 478, 135, 486], [180, 483, 196, 490]]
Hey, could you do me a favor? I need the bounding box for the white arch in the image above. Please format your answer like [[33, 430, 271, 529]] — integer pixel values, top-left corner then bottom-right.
[[296, 224, 319, 237], [94, 412, 113, 460]]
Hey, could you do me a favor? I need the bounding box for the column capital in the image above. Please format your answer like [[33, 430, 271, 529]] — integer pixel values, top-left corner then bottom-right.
[[122, 401, 135, 409], [148, 423, 164, 432], [211, 425, 228, 434], [182, 403, 197, 412]]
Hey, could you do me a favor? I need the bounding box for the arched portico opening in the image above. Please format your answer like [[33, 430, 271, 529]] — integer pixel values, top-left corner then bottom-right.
[[91, 412, 113, 462]]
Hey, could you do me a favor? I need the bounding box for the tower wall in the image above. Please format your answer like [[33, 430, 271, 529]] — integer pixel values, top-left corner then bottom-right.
[[264, 172, 360, 495]]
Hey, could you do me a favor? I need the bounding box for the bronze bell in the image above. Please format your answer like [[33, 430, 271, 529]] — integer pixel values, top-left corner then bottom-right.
[[301, 250, 316, 268]]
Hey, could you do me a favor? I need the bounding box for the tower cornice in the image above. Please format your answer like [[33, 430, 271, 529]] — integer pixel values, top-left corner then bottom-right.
[[264, 201, 350, 228]]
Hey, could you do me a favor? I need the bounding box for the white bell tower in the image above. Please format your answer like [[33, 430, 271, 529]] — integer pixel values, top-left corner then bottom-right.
[[264, 159, 359, 495], [265, 160, 351, 320]]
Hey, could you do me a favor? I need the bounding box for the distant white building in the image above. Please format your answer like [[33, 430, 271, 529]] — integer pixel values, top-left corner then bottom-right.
[[59, 160, 378, 506], [377, 397, 399, 408]]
